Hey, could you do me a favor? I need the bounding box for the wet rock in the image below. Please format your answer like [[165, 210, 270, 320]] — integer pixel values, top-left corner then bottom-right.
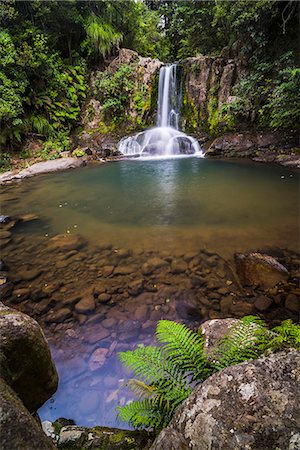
[[285, 294, 299, 313], [17, 268, 43, 281], [86, 326, 110, 344], [0, 303, 58, 412], [19, 213, 39, 223], [128, 278, 144, 296], [235, 252, 289, 289], [88, 347, 109, 371], [220, 295, 233, 313], [0, 229, 12, 239], [45, 308, 72, 323], [134, 305, 149, 322], [17, 157, 85, 178], [0, 378, 56, 450], [48, 233, 87, 252], [98, 293, 112, 303], [75, 296, 95, 314], [254, 295, 273, 312], [101, 265, 115, 277], [0, 238, 11, 248], [176, 299, 201, 320], [118, 319, 141, 341], [113, 248, 131, 259], [114, 265, 135, 275], [0, 276, 13, 298], [230, 301, 254, 317], [150, 350, 300, 450], [190, 276, 207, 288], [12, 288, 31, 303], [171, 259, 188, 274], [102, 318, 118, 329]]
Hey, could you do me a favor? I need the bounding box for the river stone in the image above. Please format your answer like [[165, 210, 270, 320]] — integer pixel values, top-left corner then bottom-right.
[[45, 308, 72, 323], [0, 229, 11, 239], [102, 265, 115, 277], [98, 292, 112, 303], [88, 347, 109, 371], [86, 326, 110, 344], [134, 305, 149, 321], [235, 252, 289, 289], [17, 157, 85, 178], [254, 295, 273, 312], [0, 378, 56, 450], [75, 296, 95, 313], [0, 303, 58, 412], [128, 278, 144, 296], [285, 294, 300, 313], [48, 233, 87, 251], [150, 350, 300, 450], [17, 268, 43, 281], [171, 259, 188, 274], [58, 426, 87, 448]]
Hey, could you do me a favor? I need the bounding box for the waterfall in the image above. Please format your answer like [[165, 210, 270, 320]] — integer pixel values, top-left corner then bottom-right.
[[119, 64, 203, 158]]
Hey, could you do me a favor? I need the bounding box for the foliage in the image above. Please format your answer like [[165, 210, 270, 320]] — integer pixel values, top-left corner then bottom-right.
[[94, 65, 134, 122], [72, 149, 86, 158], [83, 14, 122, 58], [0, 152, 12, 172], [117, 317, 300, 432]]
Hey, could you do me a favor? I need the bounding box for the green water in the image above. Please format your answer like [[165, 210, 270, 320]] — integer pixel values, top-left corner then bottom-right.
[[2, 158, 299, 256]]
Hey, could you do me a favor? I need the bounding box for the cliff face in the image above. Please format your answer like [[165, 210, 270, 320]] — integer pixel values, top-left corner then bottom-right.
[[181, 43, 247, 136]]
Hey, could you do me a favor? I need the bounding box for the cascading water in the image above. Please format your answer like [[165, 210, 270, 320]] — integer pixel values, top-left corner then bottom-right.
[[119, 64, 203, 157]]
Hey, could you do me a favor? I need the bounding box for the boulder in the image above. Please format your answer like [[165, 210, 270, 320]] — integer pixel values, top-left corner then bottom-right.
[[0, 378, 56, 450], [200, 318, 239, 353], [0, 303, 58, 412], [235, 252, 289, 289], [151, 350, 300, 450]]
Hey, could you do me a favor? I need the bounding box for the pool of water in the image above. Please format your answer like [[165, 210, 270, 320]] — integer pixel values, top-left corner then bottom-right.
[[1, 158, 299, 429], [1, 158, 299, 256]]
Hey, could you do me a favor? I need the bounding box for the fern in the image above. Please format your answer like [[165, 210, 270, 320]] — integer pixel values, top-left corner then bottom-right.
[[117, 316, 299, 431], [209, 316, 272, 371], [271, 320, 300, 349], [156, 320, 212, 381]]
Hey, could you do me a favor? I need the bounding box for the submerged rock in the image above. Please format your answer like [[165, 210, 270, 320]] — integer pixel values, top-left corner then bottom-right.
[[151, 350, 300, 450], [235, 252, 289, 289], [0, 303, 58, 412], [47, 233, 87, 252]]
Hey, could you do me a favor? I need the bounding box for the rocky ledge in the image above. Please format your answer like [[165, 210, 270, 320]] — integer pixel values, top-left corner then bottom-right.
[[205, 131, 300, 168], [0, 157, 86, 185]]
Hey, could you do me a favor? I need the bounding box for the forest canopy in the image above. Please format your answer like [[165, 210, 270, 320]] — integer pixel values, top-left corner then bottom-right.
[[0, 0, 299, 158]]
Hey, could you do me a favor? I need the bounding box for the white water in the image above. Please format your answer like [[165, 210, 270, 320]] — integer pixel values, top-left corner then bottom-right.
[[119, 64, 204, 157]]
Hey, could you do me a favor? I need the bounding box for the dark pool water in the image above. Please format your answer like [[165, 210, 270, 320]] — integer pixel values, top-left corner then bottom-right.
[[1, 158, 299, 429]]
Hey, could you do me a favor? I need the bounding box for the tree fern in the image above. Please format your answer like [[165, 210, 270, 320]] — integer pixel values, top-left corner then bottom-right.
[[84, 14, 122, 58]]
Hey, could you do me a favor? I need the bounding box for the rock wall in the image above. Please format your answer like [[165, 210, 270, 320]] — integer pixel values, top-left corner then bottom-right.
[[181, 43, 246, 137]]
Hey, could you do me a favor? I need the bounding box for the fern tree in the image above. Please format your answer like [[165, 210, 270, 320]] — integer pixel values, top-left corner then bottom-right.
[[84, 14, 122, 58], [117, 317, 300, 432]]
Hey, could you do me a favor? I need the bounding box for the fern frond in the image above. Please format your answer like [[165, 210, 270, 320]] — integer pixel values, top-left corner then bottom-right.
[[271, 320, 300, 349], [156, 320, 211, 381], [126, 379, 157, 399], [210, 315, 271, 370], [117, 399, 169, 430]]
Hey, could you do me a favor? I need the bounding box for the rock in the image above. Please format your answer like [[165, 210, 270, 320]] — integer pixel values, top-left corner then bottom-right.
[[98, 293, 112, 303], [42, 421, 57, 441], [0, 378, 56, 450], [12, 288, 31, 303], [88, 347, 109, 371], [19, 213, 39, 223], [114, 265, 135, 275], [171, 260, 188, 274], [48, 234, 87, 251], [200, 318, 239, 353], [101, 265, 115, 277], [17, 268, 42, 281], [45, 308, 72, 323], [58, 426, 87, 448], [235, 252, 289, 289], [75, 296, 95, 314], [285, 294, 300, 313], [118, 319, 141, 341], [86, 326, 110, 344], [254, 295, 273, 312], [113, 248, 131, 259], [176, 299, 202, 320], [134, 305, 149, 322], [17, 158, 85, 178], [58, 424, 154, 450], [128, 279, 144, 296], [148, 257, 169, 270], [101, 318, 117, 329], [0, 276, 13, 298], [150, 350, 300, 450], [0, 303, 58, 412], [0, 229, 11, 239]]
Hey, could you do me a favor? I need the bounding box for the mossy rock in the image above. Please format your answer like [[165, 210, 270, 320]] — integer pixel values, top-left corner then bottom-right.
[[0, 377, 56, 450], [0, 303, 58, 412], [58, 425, 155, 450]]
